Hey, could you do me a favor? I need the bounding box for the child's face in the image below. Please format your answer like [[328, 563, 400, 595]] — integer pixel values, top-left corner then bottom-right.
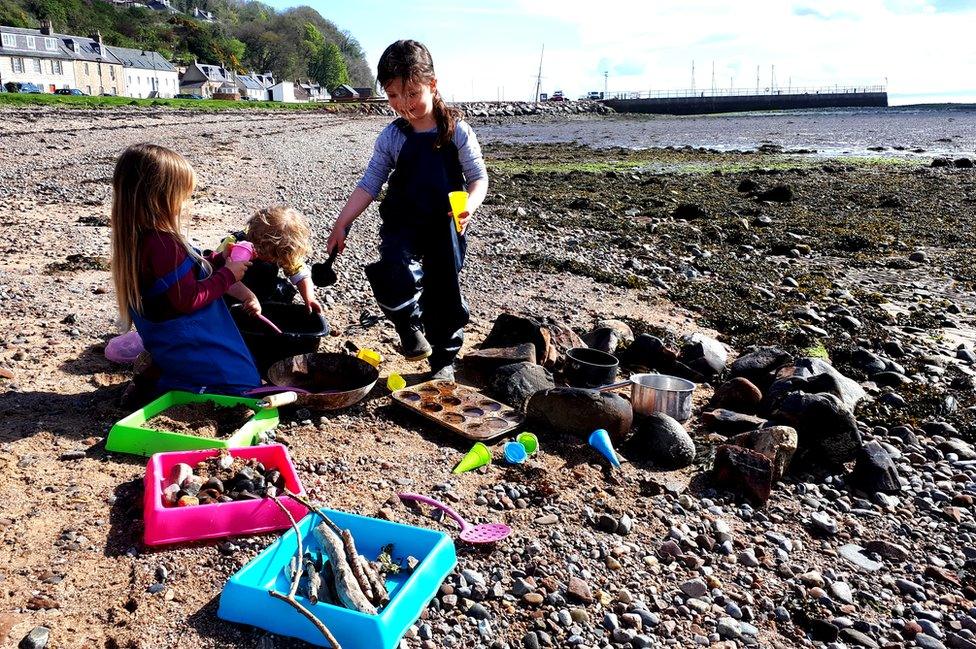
[[385, 78, 435, 124]]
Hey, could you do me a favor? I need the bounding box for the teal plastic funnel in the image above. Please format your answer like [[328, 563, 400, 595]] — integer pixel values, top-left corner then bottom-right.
[[588, 428, 621, 468]]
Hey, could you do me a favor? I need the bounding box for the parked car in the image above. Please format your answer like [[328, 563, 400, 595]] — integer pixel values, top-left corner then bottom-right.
[[174, 93, 204, 100], [4, 81, 44, 93], [548, 90, 566, 102], [54, 88, 87, 96], [586, 91, 604, 100]]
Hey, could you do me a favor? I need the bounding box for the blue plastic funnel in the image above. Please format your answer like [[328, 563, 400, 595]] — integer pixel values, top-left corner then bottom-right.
[[588, 428, 621, 468]]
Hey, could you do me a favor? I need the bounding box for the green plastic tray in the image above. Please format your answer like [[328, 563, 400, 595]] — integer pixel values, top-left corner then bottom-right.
[[105, 391, 279, 457]]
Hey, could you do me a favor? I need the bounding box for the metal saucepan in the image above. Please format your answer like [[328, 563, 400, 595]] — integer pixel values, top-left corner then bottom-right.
[[248, 351, 378, 410], [599, 373, 696, 421]]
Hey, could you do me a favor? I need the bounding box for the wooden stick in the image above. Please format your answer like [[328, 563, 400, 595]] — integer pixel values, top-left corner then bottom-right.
[[269, 496, 342, 649], [312, 521, 377, 614]]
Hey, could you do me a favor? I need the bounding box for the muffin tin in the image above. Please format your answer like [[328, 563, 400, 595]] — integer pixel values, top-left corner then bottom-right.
[[392, 380, 524, 441]]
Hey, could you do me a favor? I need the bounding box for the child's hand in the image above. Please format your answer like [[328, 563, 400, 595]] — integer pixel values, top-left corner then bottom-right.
[[243, 295, 262, 316], [326, 226, 347, 254], [450, 210, 471, 235], [305, 296, 324, 314], [225, 259, 251, 282]]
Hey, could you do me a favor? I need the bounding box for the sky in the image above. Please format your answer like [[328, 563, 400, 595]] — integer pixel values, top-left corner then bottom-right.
[[264, 0, 976, 105]]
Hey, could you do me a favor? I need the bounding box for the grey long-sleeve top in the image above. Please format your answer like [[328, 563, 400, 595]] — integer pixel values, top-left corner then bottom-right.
[[356, 119, 488, 199]]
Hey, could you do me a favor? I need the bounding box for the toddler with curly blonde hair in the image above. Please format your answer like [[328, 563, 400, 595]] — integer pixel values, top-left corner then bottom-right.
[[223, 206, 323, 314]]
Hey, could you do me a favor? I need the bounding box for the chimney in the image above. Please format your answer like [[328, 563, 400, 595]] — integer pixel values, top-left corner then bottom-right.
[[40, 19, 53, 35]]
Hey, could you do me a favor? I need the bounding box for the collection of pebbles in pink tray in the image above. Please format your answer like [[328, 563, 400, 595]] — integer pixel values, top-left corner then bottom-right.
[[163, 450, 287, 507]]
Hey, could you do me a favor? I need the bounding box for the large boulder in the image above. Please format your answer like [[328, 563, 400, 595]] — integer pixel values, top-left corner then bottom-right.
[[626, 413, 696, 469], [712, 445, 774, 504], [679, 333, 729, 381], [622, 333, 678, 371], [729, 346, 793, 391], [489, 362, 554, 412], [770, 392, 862, 465], [850, 441, 901, 493], [710, 377, 763, 414], [464, 344, 536, 384], [728, 426, 798, 481], [526, 388, 633, 443], [773, 358, 866, 410], [582, 319, 634, 354], [481, 313, 549, 363]]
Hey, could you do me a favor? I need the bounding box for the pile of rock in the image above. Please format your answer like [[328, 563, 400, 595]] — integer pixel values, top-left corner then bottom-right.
[[161, 452, 285, 507]]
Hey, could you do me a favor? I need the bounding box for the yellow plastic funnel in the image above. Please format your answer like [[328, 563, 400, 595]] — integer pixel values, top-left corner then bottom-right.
[[448, 191, 468, 233], [387, 373, 406, 391]]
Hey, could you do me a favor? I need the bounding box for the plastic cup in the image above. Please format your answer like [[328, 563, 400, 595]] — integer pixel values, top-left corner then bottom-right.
[[387, 373, 406, 392], [503, 441, 527, 464], [516, 432, 538, 455], [453, 442, 491, 474], [357, 348, 382, 368], [228, 241, 255, 262], [448, 191, 468, 233]]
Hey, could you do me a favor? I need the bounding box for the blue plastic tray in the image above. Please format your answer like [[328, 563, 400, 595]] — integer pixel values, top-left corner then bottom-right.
[[217, 509, 457, 648]]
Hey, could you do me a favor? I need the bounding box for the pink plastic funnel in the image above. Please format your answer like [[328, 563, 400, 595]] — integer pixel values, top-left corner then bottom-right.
[[398, 493, 511, 544], [105, 331, 144, 364], [227, 241, 255, 262]]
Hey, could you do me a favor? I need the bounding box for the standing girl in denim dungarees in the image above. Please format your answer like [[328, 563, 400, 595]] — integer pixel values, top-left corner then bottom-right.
[[326, 40, 489, 381]]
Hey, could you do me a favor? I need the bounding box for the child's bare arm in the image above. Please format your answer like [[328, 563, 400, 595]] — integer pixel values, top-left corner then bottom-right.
[[327, 187, 373, 253], [226, 282, 261, 315], [296, 276, 323, 313]]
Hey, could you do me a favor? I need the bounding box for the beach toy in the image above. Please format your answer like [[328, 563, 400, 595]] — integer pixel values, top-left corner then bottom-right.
[[254, 313, 283, 334], [357, 348, 382, 368], [105, 390, 279, 457], [517, 432, 539, 455], [452, 442, 491, 474], [398, 493, 511, 544], [448, 191, 468, 233], [503, 441, 527, 464], [588, 428, 621, 469], [387, 373, 406, 391], [218, 508, 457, 649], [227, 241, 255, 262], [143, 444, 307, 546], [105, 330, 144, 364]]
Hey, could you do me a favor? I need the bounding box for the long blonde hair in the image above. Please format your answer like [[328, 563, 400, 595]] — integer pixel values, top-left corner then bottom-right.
[[111, 143, 203, 329], [247, 206, 311, 272]]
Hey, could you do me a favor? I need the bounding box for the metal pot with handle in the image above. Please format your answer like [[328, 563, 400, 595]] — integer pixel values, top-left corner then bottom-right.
[[599, 373, 696, 421]]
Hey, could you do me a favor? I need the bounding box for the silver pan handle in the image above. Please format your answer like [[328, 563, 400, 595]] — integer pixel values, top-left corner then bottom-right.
[[598, 380, 632, 392]]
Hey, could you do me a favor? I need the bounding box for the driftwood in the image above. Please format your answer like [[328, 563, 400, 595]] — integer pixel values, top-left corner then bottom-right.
[[285, 490, 390, 607], [303, 556, 322, 605], [312, 521, 377, 615], [269, 496, 342, 649]]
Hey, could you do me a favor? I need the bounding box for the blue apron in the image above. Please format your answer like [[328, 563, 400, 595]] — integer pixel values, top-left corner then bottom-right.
[[132, 255, 260, 395], [365, 118, 470, 369]]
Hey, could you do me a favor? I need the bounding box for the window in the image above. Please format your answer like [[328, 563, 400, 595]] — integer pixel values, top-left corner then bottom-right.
[[25, 36, 35, 49], [44, 37, 55, 51], [12, 57, 24, 73], [86, 85, 91, 95], [52, 60, 62, 75], [84, 62, 89, 74], [1, 33, 16, 47], [30, 58, 41, 73], [109, 66, 115, 81]]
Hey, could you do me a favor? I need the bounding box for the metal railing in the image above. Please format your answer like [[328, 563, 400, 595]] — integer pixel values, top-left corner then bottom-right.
[[607, 85, 886, 100]]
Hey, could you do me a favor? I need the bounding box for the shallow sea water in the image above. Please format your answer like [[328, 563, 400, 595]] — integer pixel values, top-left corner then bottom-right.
[[479, 106, 976, 157]]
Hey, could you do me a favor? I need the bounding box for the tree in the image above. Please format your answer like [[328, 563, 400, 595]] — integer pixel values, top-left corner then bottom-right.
[[320, 42, 349, 90]]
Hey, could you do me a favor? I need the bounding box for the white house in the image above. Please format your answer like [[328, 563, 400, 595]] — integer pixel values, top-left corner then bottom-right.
[[236, 72, 266, 101], [0, 24, 77, 92], [269, 80, 299, 103], [106, 45, 177, 98]]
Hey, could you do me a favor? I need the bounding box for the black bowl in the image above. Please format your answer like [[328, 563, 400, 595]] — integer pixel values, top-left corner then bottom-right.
[[231, 302, 330, 375], [564, 347, 619, 388]]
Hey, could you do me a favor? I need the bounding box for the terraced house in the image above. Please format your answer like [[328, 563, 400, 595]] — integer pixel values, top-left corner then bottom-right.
[[0, 22, 77, 92], [61, 30, 124, 96]]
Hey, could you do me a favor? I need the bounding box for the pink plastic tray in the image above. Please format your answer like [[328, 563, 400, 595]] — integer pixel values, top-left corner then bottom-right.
[[143, 444, 308, 546]]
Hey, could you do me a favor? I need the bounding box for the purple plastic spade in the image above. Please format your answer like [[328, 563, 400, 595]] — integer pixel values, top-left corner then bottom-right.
[[398, 493, 511, 544]]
